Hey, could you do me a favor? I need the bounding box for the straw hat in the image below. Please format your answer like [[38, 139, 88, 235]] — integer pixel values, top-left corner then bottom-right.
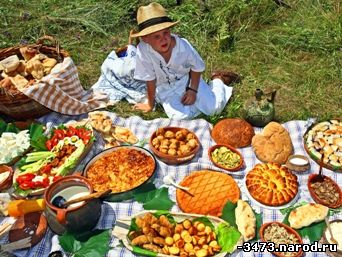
[[131, 2, 179, 38]]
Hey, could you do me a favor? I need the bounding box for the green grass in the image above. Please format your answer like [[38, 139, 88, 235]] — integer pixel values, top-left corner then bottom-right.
[[1, 0, 341, 124]]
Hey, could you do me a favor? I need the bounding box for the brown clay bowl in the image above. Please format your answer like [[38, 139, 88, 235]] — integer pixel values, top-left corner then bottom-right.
[[0, 165, 14, 191], [208, 144, 244, 172], [149, 127, 200, 165], [8, 212, 47, 247], [308, 174, 342, 209], [260, 222, 303, 257]]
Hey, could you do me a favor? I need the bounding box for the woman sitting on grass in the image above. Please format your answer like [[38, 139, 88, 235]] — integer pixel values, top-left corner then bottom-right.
[[131, 2, 239, 119]]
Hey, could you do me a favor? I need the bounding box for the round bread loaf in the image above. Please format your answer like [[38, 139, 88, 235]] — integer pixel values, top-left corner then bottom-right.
[[211, 118, 255, 148]]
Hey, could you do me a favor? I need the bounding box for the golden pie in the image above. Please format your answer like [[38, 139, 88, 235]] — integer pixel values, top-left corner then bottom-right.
[[176, 170, 240, 216], [245, 163, 298, 206]]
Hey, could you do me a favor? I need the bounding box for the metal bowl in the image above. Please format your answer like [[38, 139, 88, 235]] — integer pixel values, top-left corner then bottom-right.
[[83, 145, 157, 202]]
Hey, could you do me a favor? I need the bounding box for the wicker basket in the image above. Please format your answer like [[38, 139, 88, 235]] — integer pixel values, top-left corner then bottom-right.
[[0, 36, 69, 120]]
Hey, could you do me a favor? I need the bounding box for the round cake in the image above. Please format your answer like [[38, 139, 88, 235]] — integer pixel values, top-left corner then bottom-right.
[[176, 170, 240, 216], [245, 163, 298, 206], [211, 118, 255, 148]]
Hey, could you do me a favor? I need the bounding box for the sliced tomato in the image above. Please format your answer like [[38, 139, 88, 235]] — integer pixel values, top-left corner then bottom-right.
[[40, 164, 53, 175], [42, 177, 50, 187], [19, 181, 35, 190], [46, 139, 53, 151], [16, 173, 35, 184], [66, 126, 77, 137], [53, 129, 65, 140], [53, 175, 62, 182]]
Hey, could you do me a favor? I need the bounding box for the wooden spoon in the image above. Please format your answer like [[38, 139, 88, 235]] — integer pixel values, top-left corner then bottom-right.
[[61, 189, 112, 208], [325, 217, 339, 245]]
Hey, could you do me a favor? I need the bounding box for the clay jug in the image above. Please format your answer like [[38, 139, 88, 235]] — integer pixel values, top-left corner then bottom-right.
[[243, 88, 276, 127], [44, 175, 101, 235]]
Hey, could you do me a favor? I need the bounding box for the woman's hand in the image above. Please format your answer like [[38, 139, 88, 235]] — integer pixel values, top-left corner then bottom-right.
[[133, 103, 153, 112], [181, 90, 197, 105]]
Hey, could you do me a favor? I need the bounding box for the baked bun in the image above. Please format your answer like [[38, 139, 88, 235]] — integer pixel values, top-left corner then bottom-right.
[[288, 203, 328, 229], [19, 46, 38, 61], [252, 122, 293, 164], [246, 163, 298, 206], [235, 200, 256, 241], [211, 118, 255, 148]]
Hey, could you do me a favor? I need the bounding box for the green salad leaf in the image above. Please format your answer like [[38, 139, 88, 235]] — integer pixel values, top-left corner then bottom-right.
[[59, 229, 111, 257], [29, 123, 47, 151], [134, 187, 174, 211], [216, 223, 241, 253]]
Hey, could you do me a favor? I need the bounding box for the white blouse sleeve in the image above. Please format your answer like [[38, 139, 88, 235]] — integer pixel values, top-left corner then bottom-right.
[[183, 39, 205, 73], [133, 44, 156, 81]]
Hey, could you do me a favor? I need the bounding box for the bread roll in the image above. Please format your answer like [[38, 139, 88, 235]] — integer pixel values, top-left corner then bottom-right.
[[288, 203, 328, 229], [19, 46, 38, 61], [0, 55, 20, 73], [235, 200, 256, 241]]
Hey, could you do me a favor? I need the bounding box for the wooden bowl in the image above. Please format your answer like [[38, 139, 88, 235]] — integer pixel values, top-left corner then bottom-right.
[[208, 144, 244, 171], [307, 174, 342, 209], [149, 127, 200, 165], [0, 165, 14, 191], [285, 154, 310, 173], [260, 222, 303, 257]]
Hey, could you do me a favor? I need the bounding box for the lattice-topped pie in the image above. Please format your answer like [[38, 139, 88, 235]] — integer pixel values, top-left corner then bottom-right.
[[176, 170, 240, 216], [245, 163, 298, 206]]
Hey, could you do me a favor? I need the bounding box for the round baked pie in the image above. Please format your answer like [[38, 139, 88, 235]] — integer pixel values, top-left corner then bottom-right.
[[211, 118, 255, 148], [245, 163, 298, 206], [176, 170, 240, 216]]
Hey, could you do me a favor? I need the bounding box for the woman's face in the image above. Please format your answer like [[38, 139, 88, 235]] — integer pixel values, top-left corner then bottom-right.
[[142, 28, 172, 54]]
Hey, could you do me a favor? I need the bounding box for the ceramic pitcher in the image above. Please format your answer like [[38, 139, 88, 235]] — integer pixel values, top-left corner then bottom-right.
[[44, 175, 101, 235]]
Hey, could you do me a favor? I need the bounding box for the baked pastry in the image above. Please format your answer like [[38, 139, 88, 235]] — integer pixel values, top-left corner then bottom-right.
[[252, 122, 293, 164], [211, 118, 255, 148], [0, 55, 20, 73], [245, 163, 298, 206], [235, 200, 256, 242], [42, 57, 57, 74], [19, 46, 38, 61], [25, 59, 44, 80], [176, 170, 240, 216], [288, 203, 328, 229], [9, 74, 29, 89]]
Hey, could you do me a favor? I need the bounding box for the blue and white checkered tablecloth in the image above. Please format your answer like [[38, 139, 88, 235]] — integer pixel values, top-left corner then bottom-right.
[[1, 112, 341, 257]]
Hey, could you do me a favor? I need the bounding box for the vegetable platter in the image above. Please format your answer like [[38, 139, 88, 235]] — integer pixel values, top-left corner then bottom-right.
[[12, 120, 94, 197], [113, 210, 242, 257]]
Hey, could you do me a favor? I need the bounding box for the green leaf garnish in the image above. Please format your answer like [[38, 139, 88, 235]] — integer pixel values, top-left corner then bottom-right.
[[59, 229, 110, 257], [134, 187, 174, 211], [220, 201, 237, 228], [216, 223, 241, 253]]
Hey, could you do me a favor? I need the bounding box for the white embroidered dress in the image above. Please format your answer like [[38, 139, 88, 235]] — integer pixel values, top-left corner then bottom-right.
[[134, 34, 232, 119]]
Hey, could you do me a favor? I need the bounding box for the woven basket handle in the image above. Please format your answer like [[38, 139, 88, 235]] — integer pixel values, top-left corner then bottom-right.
[[36, 35, 62, 62]]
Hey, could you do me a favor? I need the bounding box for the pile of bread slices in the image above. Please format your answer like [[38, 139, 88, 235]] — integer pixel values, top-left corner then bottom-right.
[[0, 47, 58, 92]]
